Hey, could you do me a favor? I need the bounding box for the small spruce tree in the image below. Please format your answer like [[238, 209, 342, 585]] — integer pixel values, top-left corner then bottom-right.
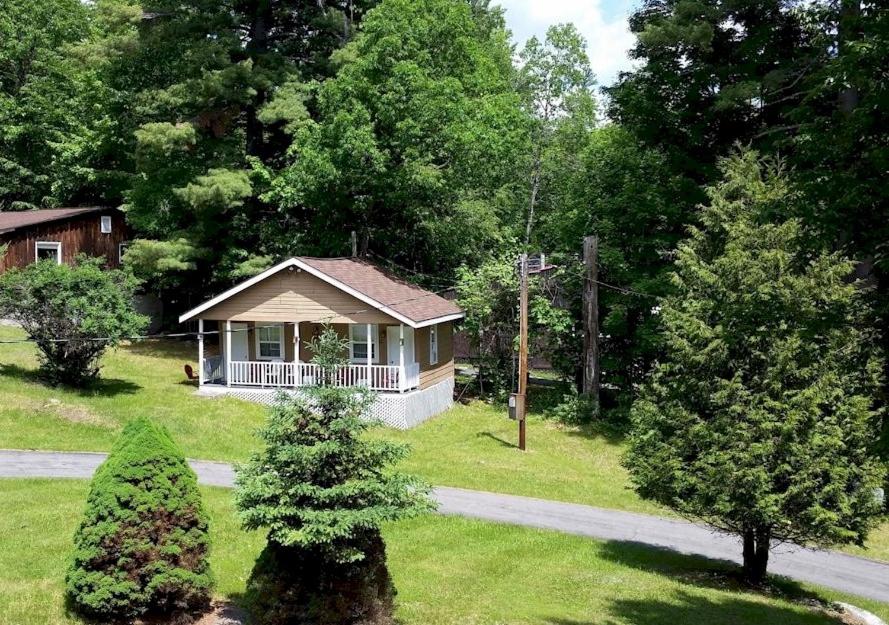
[[625, 151, 885, 584], [235, 384, 432, 625], [66, 417, 213, 620]]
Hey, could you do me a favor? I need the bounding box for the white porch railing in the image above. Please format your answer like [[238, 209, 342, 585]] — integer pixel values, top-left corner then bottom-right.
[[225, 361, 419, 392]]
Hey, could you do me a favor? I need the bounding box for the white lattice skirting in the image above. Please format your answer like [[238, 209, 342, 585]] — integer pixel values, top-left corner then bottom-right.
[[198, 378, 455, 429]]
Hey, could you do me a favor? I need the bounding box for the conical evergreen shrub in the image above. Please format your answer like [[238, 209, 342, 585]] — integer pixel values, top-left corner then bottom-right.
[[235, 386, 432, 625], [66, 417, 213, 620]]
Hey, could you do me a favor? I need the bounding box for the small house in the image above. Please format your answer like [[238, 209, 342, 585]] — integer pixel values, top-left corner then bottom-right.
[[0, 207, 129, 271], [178, 257, 464, 428]]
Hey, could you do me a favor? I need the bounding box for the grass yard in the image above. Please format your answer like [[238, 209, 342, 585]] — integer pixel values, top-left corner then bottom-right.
[[0, 324, 887, 563], [380, 397, 663, 515], [2, 478, 887, 625], [0, 326, 266, 462]]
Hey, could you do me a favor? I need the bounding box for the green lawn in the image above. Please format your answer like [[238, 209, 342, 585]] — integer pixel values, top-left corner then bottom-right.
[[381, 398, 664, 515], [2, 478, 886, 625], [0, 324, 887, 563], [0, 326, 266, 462]]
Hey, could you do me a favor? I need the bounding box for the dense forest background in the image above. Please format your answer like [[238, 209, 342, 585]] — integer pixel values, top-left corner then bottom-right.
[[1, 0, 886, 428]]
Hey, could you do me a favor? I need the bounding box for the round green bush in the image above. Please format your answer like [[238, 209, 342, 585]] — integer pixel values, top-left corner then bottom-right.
[[66, 417, 213, 620]]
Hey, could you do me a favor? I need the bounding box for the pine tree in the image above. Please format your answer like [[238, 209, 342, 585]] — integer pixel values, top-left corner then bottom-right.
[[624, 150, 886, 584], [66, 417, 213, 620], [234, 387, 432, 625]]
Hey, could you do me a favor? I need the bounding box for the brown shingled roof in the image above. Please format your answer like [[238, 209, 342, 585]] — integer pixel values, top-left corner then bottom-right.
[[297, 257, 463, 324], [0, 207, 110, 234], [179, 256, 464, 326]]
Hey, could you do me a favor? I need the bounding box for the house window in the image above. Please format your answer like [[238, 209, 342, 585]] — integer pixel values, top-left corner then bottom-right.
[[349, 325, 378, 363], [257, 325, 283, 360], [35, 241, 61, 264], [100, 215, 112, 234], [429, 325, 439, 365], [118, 242, 130, 264]]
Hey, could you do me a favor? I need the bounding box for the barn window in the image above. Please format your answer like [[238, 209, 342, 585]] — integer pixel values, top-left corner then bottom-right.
[[100, 215, 112, 233], [118, 242, 130, 264], [35, 242, 62, 264]]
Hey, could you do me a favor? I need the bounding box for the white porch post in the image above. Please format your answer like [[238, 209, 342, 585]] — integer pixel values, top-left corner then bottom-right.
[[366, 323, 372, 389], [198, 318, 205, 386], [399, 323, 405, 393], [293, 321, 300, 387], [225, 319, 232, 387]]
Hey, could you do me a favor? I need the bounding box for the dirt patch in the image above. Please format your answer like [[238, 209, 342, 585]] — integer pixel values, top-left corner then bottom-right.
[[9, 394, 118, 429], [133, 602, 248, 625], [192, 602, 248, 625]]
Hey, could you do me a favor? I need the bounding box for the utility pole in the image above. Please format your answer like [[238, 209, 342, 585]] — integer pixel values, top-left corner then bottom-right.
[[351, 231, 358, 258], [517, 252, 529, 450], [582, 235, 599, 406]]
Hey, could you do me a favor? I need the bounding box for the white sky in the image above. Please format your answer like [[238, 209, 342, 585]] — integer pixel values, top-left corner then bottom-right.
[[494, 0, 640, 87]]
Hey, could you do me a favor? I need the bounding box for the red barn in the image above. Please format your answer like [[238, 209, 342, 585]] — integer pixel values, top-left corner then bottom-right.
[[0, 207, 130, 272]]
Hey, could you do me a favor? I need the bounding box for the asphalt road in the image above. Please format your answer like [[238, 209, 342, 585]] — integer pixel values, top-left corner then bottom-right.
[[2, 449, 888, 603]]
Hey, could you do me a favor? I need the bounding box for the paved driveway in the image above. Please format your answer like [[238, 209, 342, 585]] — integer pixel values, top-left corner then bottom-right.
[[2, 449, 888, 603]]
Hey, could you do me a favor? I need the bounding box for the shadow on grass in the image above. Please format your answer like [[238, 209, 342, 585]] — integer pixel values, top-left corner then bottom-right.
[[587, 540, 839, 624], [546, 589, 842, 625], [122, 338, 196, 360], [0, 363, 141, 397], [476, 431, 518, 449]]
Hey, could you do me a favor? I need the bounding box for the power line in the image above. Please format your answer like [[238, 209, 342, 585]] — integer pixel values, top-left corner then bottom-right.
[[365, 251, 458, 290], [0, 284, 460, 346]]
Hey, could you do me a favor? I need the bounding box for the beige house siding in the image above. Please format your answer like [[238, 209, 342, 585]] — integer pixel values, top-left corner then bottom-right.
[[199, 270, 399, 324], [416, 322, 454, 390]]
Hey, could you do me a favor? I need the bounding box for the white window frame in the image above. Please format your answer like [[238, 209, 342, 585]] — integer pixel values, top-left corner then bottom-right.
[[35, 241, 62, 264], [255, 324, 285, 361], [429, 325, 439, 365], [100, 215, 112, 234], [349, 324, 379, 363], [118, 241, 130, 264]]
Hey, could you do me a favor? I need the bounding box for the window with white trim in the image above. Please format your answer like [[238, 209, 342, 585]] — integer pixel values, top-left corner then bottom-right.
[[100, 215, 112, 233], [35, 241, 62, 264], [349, 324, 378, 363], [429, 325, 439, 365], [257, 325, 283, 360], [118, 242, 130, 264]]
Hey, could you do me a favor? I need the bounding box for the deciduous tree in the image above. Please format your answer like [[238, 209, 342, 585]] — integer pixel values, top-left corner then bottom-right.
[[0, 257, 147, 386]]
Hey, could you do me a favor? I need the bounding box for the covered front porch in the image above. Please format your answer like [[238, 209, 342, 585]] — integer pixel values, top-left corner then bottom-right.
[[198, 320, 421, 393]]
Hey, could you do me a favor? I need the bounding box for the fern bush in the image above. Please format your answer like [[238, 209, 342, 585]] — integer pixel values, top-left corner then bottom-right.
[[66, 417, 213, 620]]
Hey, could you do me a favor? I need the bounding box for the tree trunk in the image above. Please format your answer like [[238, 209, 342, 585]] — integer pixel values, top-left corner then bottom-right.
[[741, 526, 771, 585], [837, 0, 861, 114], [245, 0, 273, 159]]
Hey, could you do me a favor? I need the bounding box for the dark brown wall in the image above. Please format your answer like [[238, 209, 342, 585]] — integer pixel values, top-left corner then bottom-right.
[[0, 210, 130, 272]]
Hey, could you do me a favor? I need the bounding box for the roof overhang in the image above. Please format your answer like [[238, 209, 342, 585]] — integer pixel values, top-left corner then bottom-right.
[[178, 257, 464, 328]]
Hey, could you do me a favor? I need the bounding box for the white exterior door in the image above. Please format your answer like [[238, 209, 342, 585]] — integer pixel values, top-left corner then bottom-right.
[[229, 322, 249, 361], [387, 326, 415, 366]]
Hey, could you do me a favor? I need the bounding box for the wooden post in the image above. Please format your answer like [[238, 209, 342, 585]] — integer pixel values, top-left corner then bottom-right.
[[366, 323, 372, 389], [197, 318, 205, 386], [517, 253, 529, 451], [399, 323, 405, 392], [582, 235, 600, 404], [225, 319, 232, 387]]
